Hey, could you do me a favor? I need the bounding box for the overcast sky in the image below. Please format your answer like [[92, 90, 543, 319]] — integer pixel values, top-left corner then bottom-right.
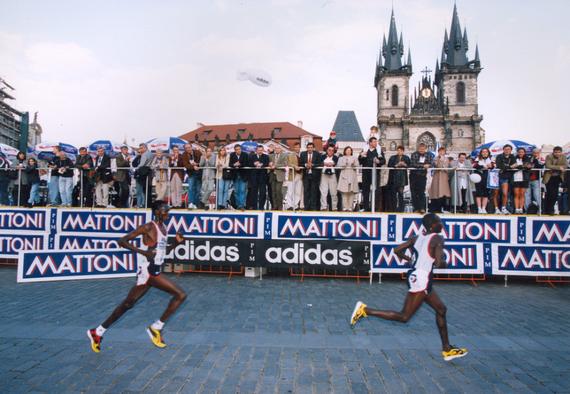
[[1, 0, 569, 148]]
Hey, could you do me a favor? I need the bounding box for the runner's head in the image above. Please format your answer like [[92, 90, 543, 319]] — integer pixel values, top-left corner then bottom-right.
[[152, 200, 171, 222], [422, 213, 443, 234]]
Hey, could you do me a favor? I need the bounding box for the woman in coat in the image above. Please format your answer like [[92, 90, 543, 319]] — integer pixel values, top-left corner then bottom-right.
[[429, 147, 451, 213], [215, 147, 231, 209], [25, 157, 41, 207], [337, 146, 359, 211]]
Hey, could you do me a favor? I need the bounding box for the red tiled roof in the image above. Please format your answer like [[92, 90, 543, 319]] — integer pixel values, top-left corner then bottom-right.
[[179, 122, 322, 143]]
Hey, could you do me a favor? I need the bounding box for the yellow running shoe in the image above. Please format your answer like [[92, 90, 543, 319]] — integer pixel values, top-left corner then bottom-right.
[[442, 346, 468, 361], [350, 301, 367, 328], [86, 329, 102, 353], [146, 326, 167, 348]]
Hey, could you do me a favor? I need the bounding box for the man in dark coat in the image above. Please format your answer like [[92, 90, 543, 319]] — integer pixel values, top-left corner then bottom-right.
[[248, 145, 269, 210], [299, 142, 322, 211], [359, 137, 386, 211]]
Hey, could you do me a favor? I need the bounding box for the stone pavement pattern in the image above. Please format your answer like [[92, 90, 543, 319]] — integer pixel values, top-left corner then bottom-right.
[[1, 267, 569, 393]]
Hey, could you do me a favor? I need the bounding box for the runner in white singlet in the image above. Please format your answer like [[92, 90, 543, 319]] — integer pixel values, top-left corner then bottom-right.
[[87, 201, 188, 353], [350, 213, 468, 362]]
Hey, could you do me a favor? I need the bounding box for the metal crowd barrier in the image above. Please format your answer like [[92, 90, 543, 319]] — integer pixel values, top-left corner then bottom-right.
[[0, 164, 568, 215]]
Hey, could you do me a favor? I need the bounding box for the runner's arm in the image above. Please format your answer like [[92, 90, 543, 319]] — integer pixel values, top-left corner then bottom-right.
[[166, 232, 186, 254], [430, 235, 447, 268], [394, 237, 416, 263], [119, 224, 154, 258]]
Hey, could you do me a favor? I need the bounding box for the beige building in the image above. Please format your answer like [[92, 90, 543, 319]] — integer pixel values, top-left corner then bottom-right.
[[374, 5, 484, 155]]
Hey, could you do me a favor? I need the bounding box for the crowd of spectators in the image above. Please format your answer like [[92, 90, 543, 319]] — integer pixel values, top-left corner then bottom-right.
[[0, 138, 568, 215]]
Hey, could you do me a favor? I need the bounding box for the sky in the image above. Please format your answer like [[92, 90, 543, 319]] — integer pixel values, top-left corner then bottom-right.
[[1, 0, 569, 148]]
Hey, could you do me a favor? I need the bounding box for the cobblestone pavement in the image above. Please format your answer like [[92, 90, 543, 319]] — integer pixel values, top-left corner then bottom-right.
[[1, 267, 569, 393]]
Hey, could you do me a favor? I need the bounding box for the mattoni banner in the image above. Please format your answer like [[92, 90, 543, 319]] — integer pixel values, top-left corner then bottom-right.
[[17, 249, 137, 283], [492, 244, 570, 277], [370, 242, 484, 275]]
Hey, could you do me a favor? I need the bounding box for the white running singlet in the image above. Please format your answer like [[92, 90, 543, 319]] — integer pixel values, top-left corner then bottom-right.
[[407, 233, 438, 294]]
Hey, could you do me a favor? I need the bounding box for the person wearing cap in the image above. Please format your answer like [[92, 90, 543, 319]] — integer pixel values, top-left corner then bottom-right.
[[87, 200, 188, 353]]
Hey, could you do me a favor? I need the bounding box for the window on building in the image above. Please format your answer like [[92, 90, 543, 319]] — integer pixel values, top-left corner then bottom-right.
[[386, 90, 389, 101], [391, 85, 399, 107], [390, 141, 397, 150], [456, 81, 466, 104]]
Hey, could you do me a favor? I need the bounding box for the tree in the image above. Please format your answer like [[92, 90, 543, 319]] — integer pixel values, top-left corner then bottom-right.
[[248, 133, 254, 141], [225, 133, 231, 144], [236, 132, 242, 141], [214, 135, 220, 147]]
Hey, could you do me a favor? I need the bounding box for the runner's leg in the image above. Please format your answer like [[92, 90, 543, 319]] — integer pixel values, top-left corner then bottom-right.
[[101, 284, 150, 328], [148, 275, 187, 323], [365, 291, 425, 323], [424, 290, 451, 351]]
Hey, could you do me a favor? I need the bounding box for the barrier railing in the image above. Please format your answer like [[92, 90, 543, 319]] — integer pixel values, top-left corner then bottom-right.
[[1, 165, 568, 215]]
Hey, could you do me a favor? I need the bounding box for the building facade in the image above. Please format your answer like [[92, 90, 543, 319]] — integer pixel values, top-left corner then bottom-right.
[[374, 5, 484, 154], [180, 122, 323, 151]]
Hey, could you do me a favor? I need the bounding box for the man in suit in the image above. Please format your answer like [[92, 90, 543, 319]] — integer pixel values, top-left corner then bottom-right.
[[359, 137, 386, 211], [229, 144, 249, 209], [299, 142, 322, 211], [180, 143, 202, 209], [75, 147, 94, 207], [94, 147, 114, 208], [248, 145, 269, 210], [114, 145, 131, 208], [269, 144, 288, 210]]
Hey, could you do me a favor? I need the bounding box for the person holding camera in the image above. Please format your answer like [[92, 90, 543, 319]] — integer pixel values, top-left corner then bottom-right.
[[320, 145, 339, 211]]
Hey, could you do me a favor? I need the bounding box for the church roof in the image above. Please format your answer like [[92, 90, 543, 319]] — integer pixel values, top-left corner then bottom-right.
[[331, 111, 365, 142]]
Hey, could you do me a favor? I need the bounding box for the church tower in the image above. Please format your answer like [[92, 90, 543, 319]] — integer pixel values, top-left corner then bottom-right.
[[374, 10, 412, 147], [435, 4, 483, 149]]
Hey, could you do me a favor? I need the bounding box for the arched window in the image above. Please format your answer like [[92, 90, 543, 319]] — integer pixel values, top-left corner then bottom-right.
[[390, 141, 397, 151], [417, 132, 436, 151], [391, 85, 399, 107], [456, 81, 465, 104]]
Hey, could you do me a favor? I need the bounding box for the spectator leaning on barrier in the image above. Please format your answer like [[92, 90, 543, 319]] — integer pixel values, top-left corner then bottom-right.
[[543, 146, 568, 215], [47, 146, 62, 206], [229, 144, 248, 210], [76, 147, 94, 207], [215, 147, 231, 209], [152, 149, 169, 203], [269, 144, 288, 211], [0, 155, 10, 205], [94, 147, 113, 208], [451, 153, 475, 213], [410, 143, 433, 214], [12, 151, 28, 206], [359, 137, 385, 212], [387, 146, 411, 212], [249, 145, 269, 210], [114, 145, 131, 208], [337, 146, 359, 212], [525, 148, 544, 212], [429, 147, 452, 213], [320, 145, 339, 211], [511, 147, 532, 214], [473, 147, 493, 214], [135, 143, 154, 208], [181, 143, 202, 209], [199, 147, 216, 209], [168, 146, 184, 208], [54, 149, 74, 207], [285, 142, 303, 210], [300, 142, 321, 211], [494, 144, 516, 214], [25, 157, 41, 207]]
